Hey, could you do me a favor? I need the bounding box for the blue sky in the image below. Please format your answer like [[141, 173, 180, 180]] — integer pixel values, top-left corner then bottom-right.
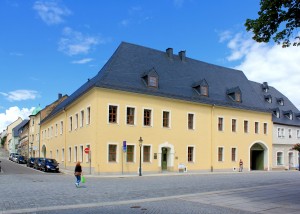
[[1, 0, 300, 131]]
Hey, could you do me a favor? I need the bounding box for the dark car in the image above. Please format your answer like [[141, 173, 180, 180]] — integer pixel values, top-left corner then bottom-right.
[[17, 155, 27, 164], [33, 158, 44, 170], [40, 158, 59, 172], [27, 157, 36, 167]]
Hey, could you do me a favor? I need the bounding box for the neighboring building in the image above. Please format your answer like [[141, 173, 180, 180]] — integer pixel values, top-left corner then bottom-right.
[[18, 120, 30, 158], [11, 120, 29, 154], [251, 81, 300, 170], [6, 117, 23, 153], [40, 42, 273, 175], [29, 94, 68, 157]]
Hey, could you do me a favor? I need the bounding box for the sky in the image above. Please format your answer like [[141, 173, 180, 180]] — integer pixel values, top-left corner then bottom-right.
[[1, 0, 300, 132]]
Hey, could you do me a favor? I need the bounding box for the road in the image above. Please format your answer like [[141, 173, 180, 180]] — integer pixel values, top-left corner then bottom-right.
[[1, 149, 300, 213]]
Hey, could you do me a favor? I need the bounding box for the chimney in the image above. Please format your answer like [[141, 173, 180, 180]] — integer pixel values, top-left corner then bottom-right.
[[179, 50, 186, 62], [166, 48, 173, 59], [58, 93, 62, 99]]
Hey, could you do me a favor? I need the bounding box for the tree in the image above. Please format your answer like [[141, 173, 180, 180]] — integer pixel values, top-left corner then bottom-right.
[[245, 0, 300, 47]]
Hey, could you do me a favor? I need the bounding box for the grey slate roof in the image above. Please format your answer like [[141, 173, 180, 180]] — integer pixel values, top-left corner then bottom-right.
[[12, 120, 29, 137], [43, 42, 270, 123], [250, 81, 300, 126]]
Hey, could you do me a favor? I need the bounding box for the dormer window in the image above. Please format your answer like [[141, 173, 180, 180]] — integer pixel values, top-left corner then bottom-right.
[[272, 108, 280, 118], [141, 68, 159, 88], [262, 82, 269, 93], [264, 95, 272, 103], [277, 98, 284, 106], [227, 87, 242, 103], [283, 110, 293, 120], [295, 113, 300, 120], [192, 79, 209, 97]]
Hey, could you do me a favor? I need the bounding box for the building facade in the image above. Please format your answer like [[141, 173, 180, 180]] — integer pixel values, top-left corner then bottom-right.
[[40, 42, 273, 175], [6, 117, 23, 153]]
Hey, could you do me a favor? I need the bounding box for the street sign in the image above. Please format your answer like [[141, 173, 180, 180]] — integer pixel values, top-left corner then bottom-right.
[[123, 141, 127, 152], [84, 147, 90, 154]]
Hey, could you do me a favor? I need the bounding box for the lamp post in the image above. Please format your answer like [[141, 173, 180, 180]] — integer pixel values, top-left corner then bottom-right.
[[139, 137, 143, 176]]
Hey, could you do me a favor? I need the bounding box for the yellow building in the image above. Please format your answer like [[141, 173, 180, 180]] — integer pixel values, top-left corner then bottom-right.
[[41, 42, 272, 175]]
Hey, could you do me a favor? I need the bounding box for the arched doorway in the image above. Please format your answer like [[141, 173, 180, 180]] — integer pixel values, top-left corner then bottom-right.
[[158, 142, 175, 172], [250, 142, 268, 171]]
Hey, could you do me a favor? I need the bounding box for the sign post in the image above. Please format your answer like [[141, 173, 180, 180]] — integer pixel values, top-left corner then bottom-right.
[[122, 141, 127, 175]]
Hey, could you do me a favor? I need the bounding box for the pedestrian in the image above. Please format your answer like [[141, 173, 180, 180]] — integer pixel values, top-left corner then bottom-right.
[[239, 159, 243, 172], [74, 161, 82, 187]]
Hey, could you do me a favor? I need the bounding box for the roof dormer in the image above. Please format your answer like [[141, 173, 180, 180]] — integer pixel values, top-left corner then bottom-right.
[[277, 97, 284, 106], [283, 110, 293, 120], [262, 82, 269, 93], [264, 94, 272, 103], [271, 108, 280, 118], [192, 79, 209, 96], [141, 68, 159, 88], [227, 86, 242, 102], [295, 113, 300, 120]]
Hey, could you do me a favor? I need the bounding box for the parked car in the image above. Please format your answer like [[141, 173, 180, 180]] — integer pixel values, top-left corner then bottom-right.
[[40, 158, 59, 172], [17, 155, 27, 164], [27, 157, 36, 167], [12, 155, 20, 162], [33, 158, 44, 170], [9, 153, 19, 161]]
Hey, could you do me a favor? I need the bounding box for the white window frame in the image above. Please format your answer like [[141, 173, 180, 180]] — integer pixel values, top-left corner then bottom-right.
[[162, 110, 171, 129], [80, 145, 83, 162], [62, 148, 65, 162], [263, 122, 268, 135], [86, 106, 91, 125], [231, 118, 237, 133], [244, 120, 249, 133], [187, 112, 195, 130], [75, 113, 79, 130], [218, 117, 224, 132], [297, 130, 300, 138], [288, 129, 292, 138], [231, 147, 237, 162], [80, 110, 84, 128], [107, 143, 119, 163], [142, 145, 152, 163], [276, 151, 284, 166], [126, 144, 136, 163], [69, 116, 73, 131], [142, 107, 153, 127], [254, 121, 259, 134], [217, 146, 224, 162], [74, 146, 78, 163], [60, 121, 64, 135], [187, 145, 195, 163], [125, 105, 137, 126], [108, 104, 120, 124], [68, 147, 71, 162]]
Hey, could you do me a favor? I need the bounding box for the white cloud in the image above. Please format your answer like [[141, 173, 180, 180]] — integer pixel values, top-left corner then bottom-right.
[[71, 58, 93, 64], [0, 90, 39, 101], [0, 106, 34, 132], [33, 1, 71, 25], [58, 27, 103, 56], [222, 32, 300, 109], [9, 52, 24, 57]]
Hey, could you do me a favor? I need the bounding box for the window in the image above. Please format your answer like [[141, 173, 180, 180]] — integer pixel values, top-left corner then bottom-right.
[[255, 122, 259, 134], [69, 116, 73, 131], [278, 128, 284, 138], [188, 146, 194, 162], [277, 152, 283, 165], [235, 93, 241, 102], [87, 107, 91, 125], [231, 148, 237, 162], [148, 76, 158, 87], [244, 120, 249, 133], [126, 107, 135, 125], [218, 147, 224, 162], [56, 149, 59, 160], [75, 113, 78, 129], [80, 110, 84, 127], [60, 121, 63, 135], [108, 145, 117, 162], [162, 111, 170, 128], [297, 130, 300, 138], [50, 151, 52, 158], [143, 146, 150, 162], [126, 145, 134, 162], [55, 124, 58, 136], [80, 145, 83, 162], [109, 105, 118, 123], [218, 117, 223, 131], [232, 119, 237, 132], [188, 113, 194, 130], [68, 147, 71, 162], [288, 129, 292, 138], [74, 146, 77, 162], [201, 85, 208, 96], [263, 123, 268, 134], [62, 148, 65, 162], [143, 109, 152, 126]]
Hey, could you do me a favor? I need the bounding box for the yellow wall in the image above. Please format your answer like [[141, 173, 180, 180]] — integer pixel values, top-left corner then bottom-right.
[[41, 88, 272, 174]]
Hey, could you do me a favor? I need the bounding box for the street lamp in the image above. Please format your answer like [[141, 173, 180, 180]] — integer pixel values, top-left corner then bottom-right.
[[139, 137, 143, 176]]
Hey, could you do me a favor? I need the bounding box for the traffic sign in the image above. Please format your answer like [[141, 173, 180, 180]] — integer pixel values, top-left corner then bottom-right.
[[84, 147, 90, 154]]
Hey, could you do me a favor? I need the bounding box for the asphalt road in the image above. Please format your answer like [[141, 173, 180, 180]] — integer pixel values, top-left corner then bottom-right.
[[1, 148, 300, 214]]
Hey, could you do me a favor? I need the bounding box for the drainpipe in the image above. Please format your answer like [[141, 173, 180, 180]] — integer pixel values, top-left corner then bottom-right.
[[211, 104, 215, 172]]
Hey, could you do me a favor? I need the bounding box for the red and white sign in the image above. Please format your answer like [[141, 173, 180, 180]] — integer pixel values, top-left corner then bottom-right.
[[84, 147, 90, 154]]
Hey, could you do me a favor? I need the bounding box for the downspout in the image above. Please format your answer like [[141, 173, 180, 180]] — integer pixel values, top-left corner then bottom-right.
[[211, 104, 215, 172]]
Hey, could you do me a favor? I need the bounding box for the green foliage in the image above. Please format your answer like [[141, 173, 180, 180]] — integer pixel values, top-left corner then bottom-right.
[[1, 137, 6, 147], [291, 143, 300, 152], [245, 0, 300, 47]]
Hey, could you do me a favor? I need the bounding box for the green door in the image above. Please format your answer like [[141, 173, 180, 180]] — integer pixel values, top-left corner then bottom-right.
[[161, 148, 168, 170]]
